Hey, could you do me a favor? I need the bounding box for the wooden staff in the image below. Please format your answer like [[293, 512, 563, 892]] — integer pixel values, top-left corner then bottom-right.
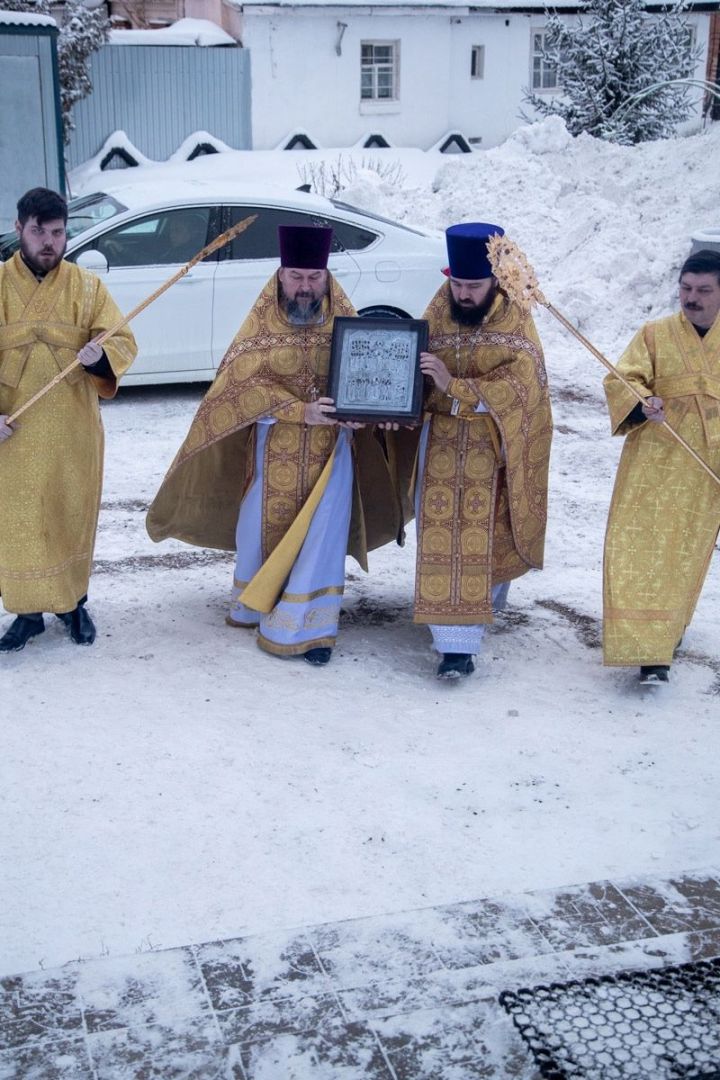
[[5, 213, 257, 426], [487, 234, 720, 490]]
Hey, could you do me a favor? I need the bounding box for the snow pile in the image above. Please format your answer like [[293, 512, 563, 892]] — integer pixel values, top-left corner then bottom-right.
[[71, 116, 719, 373], [110, 18, 236, 46], [338, 117, 719, 384]]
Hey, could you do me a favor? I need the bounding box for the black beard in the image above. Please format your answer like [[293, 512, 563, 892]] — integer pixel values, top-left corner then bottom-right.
[[450, 288, 496, 326], [20, 238, 66, 277]]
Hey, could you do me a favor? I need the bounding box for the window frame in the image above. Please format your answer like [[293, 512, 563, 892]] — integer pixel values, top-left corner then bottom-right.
[[470, 44, 485, 80], [360, 40, 400, 103], [71, 205, 219, 267], [531, 28, 559, 91], [219, 205, 380, 262]]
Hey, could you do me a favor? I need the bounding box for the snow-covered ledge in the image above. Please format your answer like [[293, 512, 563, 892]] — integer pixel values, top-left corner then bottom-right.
[[0, 8, 56, 26], [109, 18, 237, 45]]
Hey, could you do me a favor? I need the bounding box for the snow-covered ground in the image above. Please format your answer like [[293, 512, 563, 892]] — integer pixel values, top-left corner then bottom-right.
[[2, 119, 719, 978]]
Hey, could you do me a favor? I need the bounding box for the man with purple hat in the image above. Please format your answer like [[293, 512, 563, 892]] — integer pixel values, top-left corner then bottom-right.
[[147, 224, 399, 665], [409, 222, 552, 679]]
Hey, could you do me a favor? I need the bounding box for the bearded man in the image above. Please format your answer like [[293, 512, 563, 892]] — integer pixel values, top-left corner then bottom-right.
[[147, 224, 399, 665], [603, 249, 720, 685], [410, 222, 553, 679], [0, 187, 137, 653]]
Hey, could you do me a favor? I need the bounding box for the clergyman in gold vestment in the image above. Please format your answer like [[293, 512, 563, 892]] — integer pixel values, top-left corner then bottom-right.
[[603, 249, 720, 684], [0, 188, 137, 652], [147, 224, 399, 666], [409, 222, 553, 679]]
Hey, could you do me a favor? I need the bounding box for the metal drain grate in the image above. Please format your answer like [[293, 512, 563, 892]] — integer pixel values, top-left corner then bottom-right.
[[499, 957, 720, 1079]]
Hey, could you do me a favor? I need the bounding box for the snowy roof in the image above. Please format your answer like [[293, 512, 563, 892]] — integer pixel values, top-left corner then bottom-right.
[[110, 18, 237, 46], [236, 0, 705, 8], [0, 8, 56, 27], [236, 0, 580, 8]]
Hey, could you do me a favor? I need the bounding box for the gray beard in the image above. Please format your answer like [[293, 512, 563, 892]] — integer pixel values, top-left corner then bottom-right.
[[279, 283, 325, 325], [285, 297, 324, 325]]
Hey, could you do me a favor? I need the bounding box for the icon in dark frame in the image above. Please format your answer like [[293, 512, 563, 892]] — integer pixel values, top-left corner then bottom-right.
[[328, 316, 428, 423]]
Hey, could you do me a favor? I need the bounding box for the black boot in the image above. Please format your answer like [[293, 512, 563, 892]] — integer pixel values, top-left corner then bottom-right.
[[639, 665, 670, 685], [0, 614, 45, 652], [437, 653, 475, 679], [57, 600, 96, 645], [303, 647, 332, 666]]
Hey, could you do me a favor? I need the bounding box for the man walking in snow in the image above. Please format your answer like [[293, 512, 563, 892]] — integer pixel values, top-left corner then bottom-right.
[[147, 224, 399, 665], [603, 249, 720, 685], [403, 222, 553, 679], [0, 187, 137, 653]]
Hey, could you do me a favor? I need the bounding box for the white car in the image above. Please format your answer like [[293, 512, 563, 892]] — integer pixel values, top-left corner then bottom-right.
[[1, 181, 446, 385]]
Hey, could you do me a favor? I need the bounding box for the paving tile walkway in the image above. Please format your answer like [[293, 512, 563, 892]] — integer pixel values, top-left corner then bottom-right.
[[2, 871, 720, 1079]]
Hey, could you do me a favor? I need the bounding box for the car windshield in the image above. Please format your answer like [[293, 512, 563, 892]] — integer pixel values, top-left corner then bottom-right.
[[0, 191, 127, 261], [330, 199, 430, 237]]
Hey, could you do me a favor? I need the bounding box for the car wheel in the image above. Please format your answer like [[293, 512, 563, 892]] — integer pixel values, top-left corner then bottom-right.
[[358, 306, 408, 319]]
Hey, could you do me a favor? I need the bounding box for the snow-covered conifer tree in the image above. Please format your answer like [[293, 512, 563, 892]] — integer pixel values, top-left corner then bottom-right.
[[4, 0, 109, 143], [525, 0, 701, 144]]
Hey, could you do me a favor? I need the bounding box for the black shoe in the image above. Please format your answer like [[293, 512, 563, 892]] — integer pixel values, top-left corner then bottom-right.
[[639, 665, 670, 685], [437, 653, 475, 679], [0, 615, 45, 652], [57, 605, 96, 645], [304, 647, 332, 666]]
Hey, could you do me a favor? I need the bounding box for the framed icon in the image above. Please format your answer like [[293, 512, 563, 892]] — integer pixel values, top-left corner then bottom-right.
[[328, 317, 428, 423]]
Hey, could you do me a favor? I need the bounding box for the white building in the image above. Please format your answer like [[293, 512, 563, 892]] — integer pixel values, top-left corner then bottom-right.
[[222, 0, 713, 149]]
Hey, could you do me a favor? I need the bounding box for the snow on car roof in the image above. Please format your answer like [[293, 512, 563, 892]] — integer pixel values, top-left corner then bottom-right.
[[91, 178, 337, 213]]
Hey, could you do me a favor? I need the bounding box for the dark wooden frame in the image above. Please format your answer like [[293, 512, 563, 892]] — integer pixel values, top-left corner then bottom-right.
[[327, 316, 427, 423]]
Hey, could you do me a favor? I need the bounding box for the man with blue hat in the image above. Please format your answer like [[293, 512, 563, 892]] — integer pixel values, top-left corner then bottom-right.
[[410, 222, 553, 678], [147, 224, 399, 665]]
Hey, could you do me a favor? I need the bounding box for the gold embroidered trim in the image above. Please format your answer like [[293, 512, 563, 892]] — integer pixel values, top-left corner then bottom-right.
[[257, 632, 336, 656], [0, 552, 90, 580]]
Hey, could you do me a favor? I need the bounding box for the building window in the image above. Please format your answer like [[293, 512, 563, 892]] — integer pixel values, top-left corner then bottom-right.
[[681, 25, 697, 59], [532, 30, 558, 90], [470, 45, 485, 79], [361, 42, 399, 100]]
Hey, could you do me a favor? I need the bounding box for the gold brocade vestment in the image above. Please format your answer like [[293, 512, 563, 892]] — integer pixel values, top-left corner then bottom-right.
[[413, 285, 552, 625], [603, 312, 720, 666], [147, 272, 400, 568], [0, 254, 136, 614]]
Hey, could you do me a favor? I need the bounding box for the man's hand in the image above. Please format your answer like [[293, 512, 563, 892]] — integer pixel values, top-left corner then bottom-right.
[[0, 415, 15, 442], [641, 395, 665, 423], [305, 397, 338, 426], [77, 340, 104, 368], [420, 351, 452, 393]]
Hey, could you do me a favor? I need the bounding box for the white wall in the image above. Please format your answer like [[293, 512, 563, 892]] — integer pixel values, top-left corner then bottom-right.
[[243, 6, 714, 150], [447, 14, 539, 147], [243, 7, 538, 149]]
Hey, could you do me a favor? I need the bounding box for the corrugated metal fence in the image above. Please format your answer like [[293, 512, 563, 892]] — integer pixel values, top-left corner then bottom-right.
[[66, 44, 251, 171], [0, 22, 64, 229]]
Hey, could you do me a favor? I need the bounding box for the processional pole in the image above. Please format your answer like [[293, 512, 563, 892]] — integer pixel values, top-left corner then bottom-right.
[[487, 235, 720, 490], [5, 214, 258, 427]]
